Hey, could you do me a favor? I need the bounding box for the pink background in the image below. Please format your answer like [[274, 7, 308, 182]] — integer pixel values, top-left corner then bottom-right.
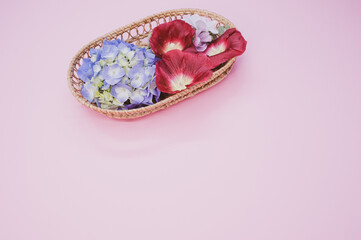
[[1, 0, 361, 239]]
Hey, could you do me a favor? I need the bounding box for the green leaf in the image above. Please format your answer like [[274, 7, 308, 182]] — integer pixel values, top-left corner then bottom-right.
[[218, 25, 225, 35]]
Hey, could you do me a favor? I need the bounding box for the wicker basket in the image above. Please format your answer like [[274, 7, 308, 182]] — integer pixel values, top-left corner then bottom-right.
[[67, 8, 236, 119]]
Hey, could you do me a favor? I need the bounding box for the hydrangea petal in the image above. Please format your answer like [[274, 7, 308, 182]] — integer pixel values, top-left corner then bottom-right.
[[144, 65, 156, 78], [90, 48, 102, 62], [101, 81, 110, 90], [111, 83, 132, 103], [130, 89, 147, 104], [81, 82, 97, 103], [102, 64, 125, 85], [77, 59, 94, 82], [93, 62, 102, 76], [145, 49, 156, 66], [117, 57, 128, 67], [130, 73, 147, 88], [101, 44, 119, 61], [118, 42, 131, 55]]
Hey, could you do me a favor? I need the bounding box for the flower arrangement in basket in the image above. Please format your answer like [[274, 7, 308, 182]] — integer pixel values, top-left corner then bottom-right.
[[68, 9, 247, 119]]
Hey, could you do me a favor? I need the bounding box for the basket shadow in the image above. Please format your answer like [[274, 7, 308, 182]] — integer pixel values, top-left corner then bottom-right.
[[73, 58, 247, 158]]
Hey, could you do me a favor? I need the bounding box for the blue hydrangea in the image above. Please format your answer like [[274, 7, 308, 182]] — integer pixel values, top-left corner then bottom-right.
[[90, 48, 101, 62], [77, 39, 161, 110], [81, 81, 97, 103], [128, 65, 147, 88], [102, 64, 125, 85], [77, 59, 94, 82], [101, 44, 119, 61], [111, 83, 132, 104]]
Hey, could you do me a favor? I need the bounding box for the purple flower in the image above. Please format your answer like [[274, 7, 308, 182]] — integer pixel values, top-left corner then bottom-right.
[[90, 48, 101, 62], [118, 42, 131, 55], [92, 62, 102, 77], [147, 78, 161, 102], [77, 58, 94, 82], [183, 14, 219, 52], [133, 50, 145, 66], [111, 83, 132, 104], [102, 64, 125, 85], [128, 65, 147, 88], [101, 43, 119, 61], [194, 30, 213, 52], [78, 39, 162, 110], [144, 49, 156, 66], [101, 81, 110, 90], [130, 89, 148, 104], [144, 65, 156, 78], [81, 82, 97, 103]]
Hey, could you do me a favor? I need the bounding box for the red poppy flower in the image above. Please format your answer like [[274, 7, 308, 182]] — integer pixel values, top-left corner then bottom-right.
[[150, 20, 195, 57], [155, 50, 214, 94], [205, 28, 247, 68]]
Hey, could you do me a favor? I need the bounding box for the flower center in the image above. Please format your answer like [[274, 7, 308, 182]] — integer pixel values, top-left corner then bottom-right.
[[109, 67, 121, 77], [131, 73, 144, 88], [171, 74, 193, 91], [115, 87, 128, 95], [164, 42, 184, 53], [207, 42, 227, 56]]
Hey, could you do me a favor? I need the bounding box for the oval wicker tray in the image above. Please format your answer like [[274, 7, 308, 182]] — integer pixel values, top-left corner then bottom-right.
[[67, 8, 236, 119]]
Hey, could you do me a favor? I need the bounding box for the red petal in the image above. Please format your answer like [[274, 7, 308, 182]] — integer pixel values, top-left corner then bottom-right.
[[184, 44, 199, 53], [155, 50, 214, 93], [150, 20, 195, 57], [205, 28, 247, 68]]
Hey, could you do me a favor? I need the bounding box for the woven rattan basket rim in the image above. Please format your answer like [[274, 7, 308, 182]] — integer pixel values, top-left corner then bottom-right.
[[67, 8, 237, 119]]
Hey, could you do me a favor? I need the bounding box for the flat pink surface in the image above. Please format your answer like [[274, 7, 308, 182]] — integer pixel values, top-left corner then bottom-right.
[[1, 0, 361, 239]]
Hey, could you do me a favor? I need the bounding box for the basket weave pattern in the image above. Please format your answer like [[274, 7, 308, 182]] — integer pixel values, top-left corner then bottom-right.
[[67, 8, 236, 119]]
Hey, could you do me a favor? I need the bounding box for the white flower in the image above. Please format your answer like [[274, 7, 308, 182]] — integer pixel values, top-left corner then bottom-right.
[[183, 14, 219, 34], [184, 14, 219, 52]]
